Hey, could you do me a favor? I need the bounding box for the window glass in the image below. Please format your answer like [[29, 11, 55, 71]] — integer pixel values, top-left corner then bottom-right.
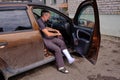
[[78, 6, 95, 28], [33, 8, 67, 25], [33, 9, 42, 17], [0, 10, 32, 33], [50, 11, 67, 25]]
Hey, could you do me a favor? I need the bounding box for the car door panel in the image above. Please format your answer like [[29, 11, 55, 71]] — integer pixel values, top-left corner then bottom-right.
[[73, 0, 100, 64], [0, 31, 44, 69], [72, 25, 93, 56]]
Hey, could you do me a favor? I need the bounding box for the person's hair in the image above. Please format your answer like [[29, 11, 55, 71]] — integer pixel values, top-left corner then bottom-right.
[[41, 9, 50, 16]]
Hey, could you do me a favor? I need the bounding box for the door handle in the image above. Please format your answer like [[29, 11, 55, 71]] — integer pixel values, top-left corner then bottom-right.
[[0, 42, 8, 48]]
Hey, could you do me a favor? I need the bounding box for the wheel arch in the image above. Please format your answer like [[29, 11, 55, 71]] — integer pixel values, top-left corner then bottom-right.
[[0, 70, 5, 80]]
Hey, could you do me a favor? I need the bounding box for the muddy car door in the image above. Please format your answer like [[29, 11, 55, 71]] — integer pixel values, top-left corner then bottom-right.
[[72, 0, 101, 64], [0, 6, 45, 70]]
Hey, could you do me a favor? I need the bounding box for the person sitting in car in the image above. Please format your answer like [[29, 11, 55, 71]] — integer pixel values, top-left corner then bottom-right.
[[37, 10, 75, 74]]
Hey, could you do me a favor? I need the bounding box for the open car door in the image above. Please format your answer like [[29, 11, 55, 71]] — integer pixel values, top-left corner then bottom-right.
[[72, 0, 101, 64]]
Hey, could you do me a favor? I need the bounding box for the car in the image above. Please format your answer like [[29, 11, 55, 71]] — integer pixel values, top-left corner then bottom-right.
[[0, 0, 101, 80]]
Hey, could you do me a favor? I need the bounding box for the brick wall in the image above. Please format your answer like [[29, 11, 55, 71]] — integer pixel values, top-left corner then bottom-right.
[[97, 0, 120, 15], [68, 0, 120, 16], [45, 0, 64, 10], [68, 0, 84, 17]]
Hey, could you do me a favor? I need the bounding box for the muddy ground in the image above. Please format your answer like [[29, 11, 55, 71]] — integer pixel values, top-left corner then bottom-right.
[[10, 35, 120, 80]]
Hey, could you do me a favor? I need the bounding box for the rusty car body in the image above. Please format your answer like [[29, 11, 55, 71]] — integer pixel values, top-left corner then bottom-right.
[[0, 0, 100, 80]]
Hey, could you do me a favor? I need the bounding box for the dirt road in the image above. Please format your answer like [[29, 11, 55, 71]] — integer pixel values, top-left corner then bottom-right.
[[10, 35, 120, 80]]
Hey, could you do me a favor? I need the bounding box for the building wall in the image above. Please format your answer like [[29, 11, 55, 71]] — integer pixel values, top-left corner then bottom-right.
[[32, 0, 42, 3], [68, 0, 120, 17], [68, 0, 83, 18], [44, 0, 68, 15], [97, 0, 120, 15], [45, 0, 63, 10]]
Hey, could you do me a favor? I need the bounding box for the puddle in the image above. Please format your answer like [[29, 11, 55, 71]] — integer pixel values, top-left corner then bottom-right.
[[115, 61, 120, 66], [107, 69, 112, 72], [104, 63, 109, 66], [100, 45, 104, 48], [118, 45, 120, 48], [87, 74, 120, 80], [112, 59, 116, 62], [112, 50, 119, 53]]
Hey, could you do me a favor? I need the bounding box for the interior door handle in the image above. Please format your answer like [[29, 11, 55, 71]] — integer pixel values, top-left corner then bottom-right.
[[0, 42, 8, 48]]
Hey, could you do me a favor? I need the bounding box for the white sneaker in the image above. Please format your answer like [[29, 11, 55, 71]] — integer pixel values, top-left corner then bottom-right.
[[58, 67, 69, 74]]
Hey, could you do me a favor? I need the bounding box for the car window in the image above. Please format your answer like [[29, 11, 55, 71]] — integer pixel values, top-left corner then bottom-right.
[[33, 8, 41, 17], [0, 10, 32, 33], [33, 8, 67, 27], [50, 11, 67, 25], [78, 6, 95, 28]]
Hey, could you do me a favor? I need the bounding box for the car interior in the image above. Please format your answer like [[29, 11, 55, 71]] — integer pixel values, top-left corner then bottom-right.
[[32, 6, 95, 57], [32, 7, 73, 48]]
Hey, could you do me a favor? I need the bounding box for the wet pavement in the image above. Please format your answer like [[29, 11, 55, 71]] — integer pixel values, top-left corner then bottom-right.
[[10, 35, 120, 80]]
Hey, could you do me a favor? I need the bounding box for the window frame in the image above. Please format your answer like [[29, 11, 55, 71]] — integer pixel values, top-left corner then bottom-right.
[[77, 5, 95, 29], [32, 5, 72, 24], [0, 7, 33, 34]]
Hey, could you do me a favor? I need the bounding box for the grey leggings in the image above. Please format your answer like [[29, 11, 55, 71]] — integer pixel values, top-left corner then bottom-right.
[[43, 37, 67, 68]]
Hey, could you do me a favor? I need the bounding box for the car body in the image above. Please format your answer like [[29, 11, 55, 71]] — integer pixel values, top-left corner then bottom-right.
[[0, 0, 101, 80]]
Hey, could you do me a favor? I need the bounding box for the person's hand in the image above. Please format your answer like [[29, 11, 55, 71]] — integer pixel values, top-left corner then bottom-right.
[[56, 30, 60, 33], [57, 32, 61, 36], [53, 29, 61, 36]]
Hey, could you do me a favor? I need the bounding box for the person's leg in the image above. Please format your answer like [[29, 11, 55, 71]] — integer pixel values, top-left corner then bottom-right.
[[52, 38, 75, 64], [43, 39, 64, 68], [44, 39, 69, 73]]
